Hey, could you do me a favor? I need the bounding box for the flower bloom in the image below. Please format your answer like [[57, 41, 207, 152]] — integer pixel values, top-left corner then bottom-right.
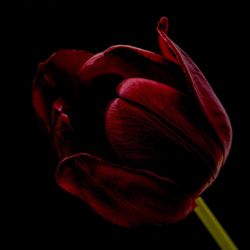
[[32, 17, 232, 226]]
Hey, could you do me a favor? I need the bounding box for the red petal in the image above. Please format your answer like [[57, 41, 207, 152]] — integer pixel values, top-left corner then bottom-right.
[[106, 79, 216, 196], [79, 45, 185, 92], [32, 49, 93, 134], [56, 153, 195, 226], [116, 78, 222, 173], [157, 17, 232, 162]]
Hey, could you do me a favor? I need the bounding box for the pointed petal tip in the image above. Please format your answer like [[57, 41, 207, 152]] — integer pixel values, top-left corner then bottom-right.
[[157, 16, 169, 33]]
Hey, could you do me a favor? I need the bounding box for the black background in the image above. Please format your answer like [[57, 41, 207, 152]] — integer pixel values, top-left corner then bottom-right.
[[20, 1, 242, 249]]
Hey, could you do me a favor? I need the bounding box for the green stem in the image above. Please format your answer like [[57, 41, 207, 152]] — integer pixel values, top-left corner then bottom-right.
[[194, 197, 238, 250]]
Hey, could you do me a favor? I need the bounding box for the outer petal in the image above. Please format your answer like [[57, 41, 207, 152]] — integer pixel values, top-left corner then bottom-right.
[[79, 44, 186, 93], [157, 17, 232, 162], [56, 153, 195, 227], [32, 49, 94, 158], [32, 49, 93, 135]]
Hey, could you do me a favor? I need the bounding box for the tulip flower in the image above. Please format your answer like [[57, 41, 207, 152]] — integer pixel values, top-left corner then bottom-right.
[[32, 16, 237, 249]]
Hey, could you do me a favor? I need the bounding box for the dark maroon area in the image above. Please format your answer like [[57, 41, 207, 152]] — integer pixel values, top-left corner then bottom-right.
[[24, 2, 241, 249]]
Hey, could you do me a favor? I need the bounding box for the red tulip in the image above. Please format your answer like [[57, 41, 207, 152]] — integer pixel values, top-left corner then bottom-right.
[[32, 17, 232, 226]]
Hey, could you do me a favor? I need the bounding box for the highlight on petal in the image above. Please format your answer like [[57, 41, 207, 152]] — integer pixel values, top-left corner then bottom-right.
[[56, 153, 195, 227]]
